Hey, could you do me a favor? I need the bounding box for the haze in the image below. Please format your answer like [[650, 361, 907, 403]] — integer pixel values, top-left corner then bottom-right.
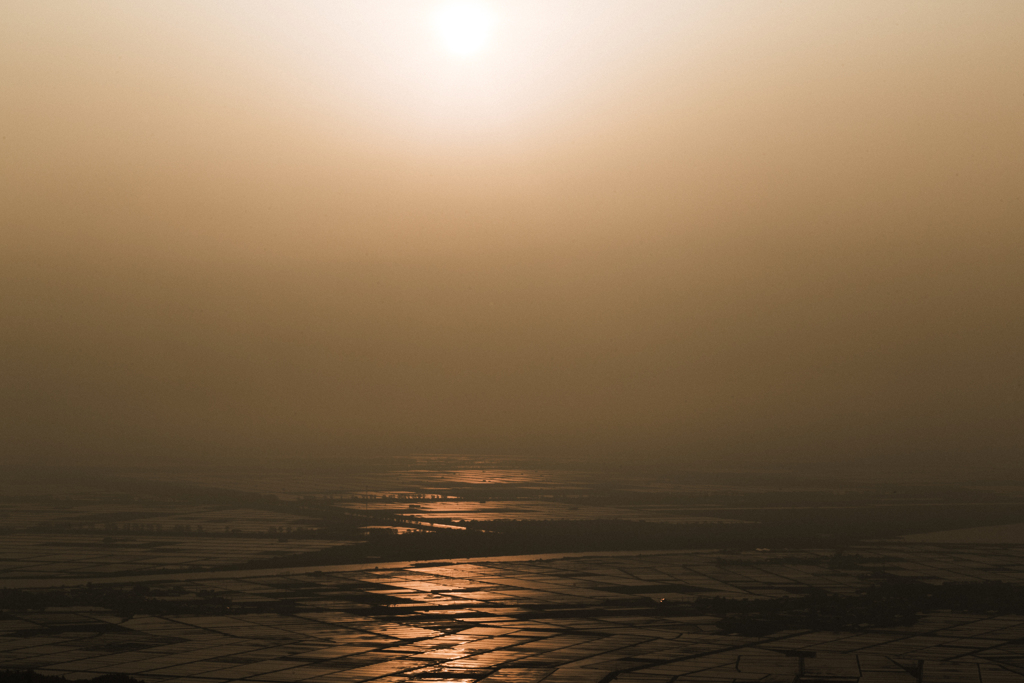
[[2, 1, 1023, 473]]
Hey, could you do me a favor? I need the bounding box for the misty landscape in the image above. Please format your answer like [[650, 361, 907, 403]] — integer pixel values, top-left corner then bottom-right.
[[3, 1, 1024, 682], [9, 460, 1024, 682]]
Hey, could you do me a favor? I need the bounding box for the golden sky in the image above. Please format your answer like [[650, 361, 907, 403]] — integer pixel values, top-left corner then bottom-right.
[[2, 1, 1023, 472]]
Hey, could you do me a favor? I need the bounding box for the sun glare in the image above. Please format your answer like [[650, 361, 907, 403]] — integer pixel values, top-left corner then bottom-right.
[[433, 2, 496, 56]]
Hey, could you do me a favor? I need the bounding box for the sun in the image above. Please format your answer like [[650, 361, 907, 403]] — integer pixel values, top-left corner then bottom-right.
[[433, 2, 496, 57]]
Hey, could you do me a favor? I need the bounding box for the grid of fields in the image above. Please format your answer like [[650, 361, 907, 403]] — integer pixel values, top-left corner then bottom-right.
[[4, 545, 1024, 682]]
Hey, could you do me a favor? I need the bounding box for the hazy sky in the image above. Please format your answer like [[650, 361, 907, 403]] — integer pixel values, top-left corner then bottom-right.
[[2, 1, 1023, 471]]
